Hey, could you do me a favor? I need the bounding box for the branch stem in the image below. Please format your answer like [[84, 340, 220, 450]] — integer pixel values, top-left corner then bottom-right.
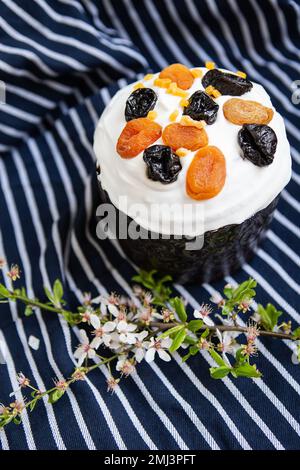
[[10, 293, 77, 319], [149, 322, 296, 341], [9, 290, 297, 341]]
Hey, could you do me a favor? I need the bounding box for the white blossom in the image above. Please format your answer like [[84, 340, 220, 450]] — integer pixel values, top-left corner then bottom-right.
[[108, 303, 122, 318], [210, 292, 223, 305], [104, 331, 122, 350], [194, 304, 214, 326], [133, 330, 148, 363], [145, 337, 172, 363], [80, 308, 95, 324], [82, 292, 92, 306], [216, 329, 240, 365], [90, 316, 116, 349], [291, 341, 300, 365], [107, 376, 119, 393], [74, 330, 97, 366], [117, 320, 137, 344], [90, 294, 120, 318], [116, 357, 135, 376], [135, 306, 162, 324]]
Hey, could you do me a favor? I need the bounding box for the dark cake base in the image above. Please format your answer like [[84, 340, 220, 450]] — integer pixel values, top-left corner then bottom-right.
[[97, 179, 278, 284]]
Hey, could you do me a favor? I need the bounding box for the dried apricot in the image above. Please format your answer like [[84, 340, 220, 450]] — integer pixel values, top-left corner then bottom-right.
[[116, 118, 162, 159], [186, 146, 226, 200], [223, 98, 273, 125], [162, 123, 208, 151], [159, 63, 194, 90]]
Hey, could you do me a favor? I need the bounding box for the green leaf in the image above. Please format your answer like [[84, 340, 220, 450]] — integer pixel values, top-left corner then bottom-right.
[[157, 275, 173, 286], [182, 352, 192, 362], [181, 344, 199, 362], [62, 311, 80, 326], [24, 306, 33, 317], [13, 416, 22, 425], [189, 345, 199, 355], [0, 284, 10, 298], [257, 303, 282, 331], [158, 325, 185, 340], [222, 278, 257, 316], [183, 335, 197, 345], [187, 319, 203, 332], [132, 270, 156, 289], [53, 279, 63, 303], [209, 348, 228, 367], [292, 327, 300, 340], [232, 362, 262, 378], [29, 400, 38, 412], [169, 329, 187, 352], [234, 347, 248, 365], [223, 286, 233, 299], [0, 416, 14, 428], [210, 366, 231, 379], [21, 287, 27, 297], [170, 297, 187, 322], [131, 274, 143, 283], [201, 328, 210, 339], [142, 280, 155, 290], [233, 278, 257, 302], [48, 389, 65, 404], [132, 270, 173, 305], [221, 305, 232, 316], [44, 286, 54, 303]]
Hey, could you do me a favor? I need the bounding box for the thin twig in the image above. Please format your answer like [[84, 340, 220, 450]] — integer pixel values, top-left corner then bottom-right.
[[149, 322, 296, 341], [8, 291, 297, 341], [9, 293, 77, 319]]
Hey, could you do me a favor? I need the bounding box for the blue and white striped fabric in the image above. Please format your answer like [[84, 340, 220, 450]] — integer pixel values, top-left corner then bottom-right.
[[0, 0, 299, 450]]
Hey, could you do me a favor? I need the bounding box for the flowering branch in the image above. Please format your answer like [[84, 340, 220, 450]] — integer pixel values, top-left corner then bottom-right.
[[0, 263, 299, 429], [149, 321, 296, 340]]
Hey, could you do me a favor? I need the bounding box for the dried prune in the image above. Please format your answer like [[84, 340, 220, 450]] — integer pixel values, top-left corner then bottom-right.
[[202, 69, 253, 96], [223, 98, 273, 125], [125, 88, 157, 121], [143, 145, 182, 184], [186, 146, 226, 200], [159, 64, 194, 90], [183, 91, 219, 124], [238, 124, 277, 167], [117, 118, 162, 159], [162, 123, 208, 151]]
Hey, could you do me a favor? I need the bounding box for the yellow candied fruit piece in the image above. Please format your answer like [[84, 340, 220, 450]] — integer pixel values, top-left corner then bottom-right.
[[167, 82, 188, 97], [176, 147, 189, 157], [212, 88, 221, 98], [169, 110, 179, 122], [236, 70, 247, 79], [205, 61, 215, 70], [144, 73, 154, 81], [179, 98, 189, 107], [133, 82, 145, 90], [205, 85, 215, 96], [154, 77, 172, 88], [191, 68, 203, 78], [180, 115, 206, 130], [147, 110, 158, 121]]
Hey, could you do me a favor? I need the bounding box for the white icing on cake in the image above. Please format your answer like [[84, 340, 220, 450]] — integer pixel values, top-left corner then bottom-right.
[[94, 68, 291, 236]]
